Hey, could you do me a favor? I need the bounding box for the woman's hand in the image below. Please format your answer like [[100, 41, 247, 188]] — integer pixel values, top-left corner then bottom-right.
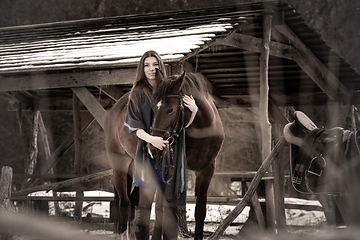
[[183, 95, 198, 128], [136, 129, 169, 150], [183, 95, 198, 114], [149, 135, 169, 150]]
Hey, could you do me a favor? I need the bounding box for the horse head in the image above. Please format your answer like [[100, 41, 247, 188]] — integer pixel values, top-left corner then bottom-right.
[[148, 71, 190, 162]]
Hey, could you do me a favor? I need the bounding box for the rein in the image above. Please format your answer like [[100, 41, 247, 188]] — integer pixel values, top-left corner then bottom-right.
[[150, 94, 185, 184]]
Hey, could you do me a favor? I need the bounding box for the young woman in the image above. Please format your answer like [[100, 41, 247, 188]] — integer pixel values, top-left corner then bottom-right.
[[123, 50, 198, 240]]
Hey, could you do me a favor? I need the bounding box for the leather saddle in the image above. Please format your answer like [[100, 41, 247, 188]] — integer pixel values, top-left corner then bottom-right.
[[288, 111, 344, 143], [288, 111, 318, 137], [287, 111, 350, 194]]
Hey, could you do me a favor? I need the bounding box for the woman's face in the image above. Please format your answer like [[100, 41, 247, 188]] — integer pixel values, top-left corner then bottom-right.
[[144, 56, 159, 81]]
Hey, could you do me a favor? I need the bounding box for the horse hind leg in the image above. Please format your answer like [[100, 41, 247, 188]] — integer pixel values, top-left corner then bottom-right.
[[128, 175, 139, 239], [113, 169, 133, 238]]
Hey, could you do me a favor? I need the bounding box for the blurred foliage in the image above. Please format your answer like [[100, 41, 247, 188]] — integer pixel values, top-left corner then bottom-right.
[[0, 0, 241, 27]]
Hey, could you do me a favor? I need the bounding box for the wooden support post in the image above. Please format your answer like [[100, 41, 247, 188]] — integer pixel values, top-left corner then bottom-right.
[[0, 166, 15, 211], [209, 138, 285, 240], [38, 113, 60, 215], [269, 98, 289, 232], [259, 10, 275, 231], [73, 93, 83, 221], [0, 166, 16, 240], [273, 126, 287, 232], [246, 182, 266, 232], [26, 110, 40, 176]]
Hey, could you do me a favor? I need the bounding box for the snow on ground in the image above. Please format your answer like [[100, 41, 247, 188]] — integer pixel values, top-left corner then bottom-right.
[[28, 190, 326, 228], [12, 190, 330, 239]]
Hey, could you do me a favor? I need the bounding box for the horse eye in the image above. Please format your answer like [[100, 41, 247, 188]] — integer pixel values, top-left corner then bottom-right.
[[166, 108, 174, 114]]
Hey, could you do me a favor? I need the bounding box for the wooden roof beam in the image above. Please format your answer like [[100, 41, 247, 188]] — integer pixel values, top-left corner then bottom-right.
[[222, 92, 332, 107], [72, 87, 107, 129], [182, 61, 233, 108], [214, 28, 351, 104], [0, 68, 136, 92], [182, 62, 222, 96], [98, 86, 125, 102], [272, 24, 350, 104], [6, 91, 34, 109], [214, 31, 300, 61]]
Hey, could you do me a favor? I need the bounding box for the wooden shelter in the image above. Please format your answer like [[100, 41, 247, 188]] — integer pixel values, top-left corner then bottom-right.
[[1, 0, 360, 235]]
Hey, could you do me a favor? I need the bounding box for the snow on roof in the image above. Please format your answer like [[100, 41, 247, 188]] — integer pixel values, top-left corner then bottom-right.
[[0, 22, 233, 73]]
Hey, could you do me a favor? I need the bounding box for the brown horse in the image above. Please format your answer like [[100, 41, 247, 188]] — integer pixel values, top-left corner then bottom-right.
[[104, 71, 225, 240]]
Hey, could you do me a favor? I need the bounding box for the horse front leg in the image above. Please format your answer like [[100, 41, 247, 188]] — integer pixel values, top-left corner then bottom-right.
[[151, 188, 164, 240], [194, 164, 214, 240]]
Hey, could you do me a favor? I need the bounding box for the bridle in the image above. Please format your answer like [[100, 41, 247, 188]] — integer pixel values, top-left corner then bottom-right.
[[150, 94, 185, 184]]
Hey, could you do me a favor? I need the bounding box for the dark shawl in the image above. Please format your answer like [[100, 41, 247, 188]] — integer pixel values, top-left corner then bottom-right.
[[123, 90, 187, 207]]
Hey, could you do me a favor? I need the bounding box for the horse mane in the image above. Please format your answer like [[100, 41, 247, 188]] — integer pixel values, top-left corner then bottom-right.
[[153, 73, 211, 103]]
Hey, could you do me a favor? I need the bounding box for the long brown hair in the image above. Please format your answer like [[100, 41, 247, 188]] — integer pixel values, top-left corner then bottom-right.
[[129, 50, 167, 112]]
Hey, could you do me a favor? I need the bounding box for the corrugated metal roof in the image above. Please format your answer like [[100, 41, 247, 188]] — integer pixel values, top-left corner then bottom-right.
[[0, 23, 234, 73], [0, 1, 359, 107], [0, 3, 263, 73]]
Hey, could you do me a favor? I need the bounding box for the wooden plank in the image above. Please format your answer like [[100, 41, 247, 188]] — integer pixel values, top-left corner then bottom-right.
[[214, 31, 300, 61], [72, 87, 107, 129], [272, 24, 350, 104], [9, 195, 324, 212], [213, 171, 258, 178], [15, 172, 289, 180], [213, 171, 290, 180], [13, 173, 87, 179], [36, 98, 112, 111], [12, 170, 113, 197], [209, 138, 285, 240], [11, 196, 115, 202], [99, 86, 124, 101], [0, 68, 136, 92]]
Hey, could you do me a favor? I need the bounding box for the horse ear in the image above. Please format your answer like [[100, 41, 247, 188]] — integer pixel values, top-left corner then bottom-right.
[[155, 68, 165, 82], [173, 70, 186, 92]]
